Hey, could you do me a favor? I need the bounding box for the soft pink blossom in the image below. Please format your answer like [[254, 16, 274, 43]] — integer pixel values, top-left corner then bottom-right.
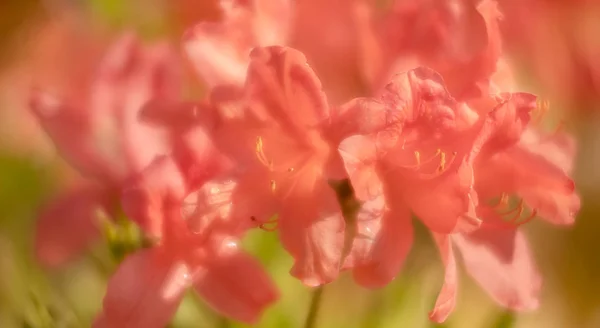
[[146, 46, 375, 286], [31, 34, 180, 267], [336, 66, 572, 322], [95, 155, 278, 327], [429, 94, 580, 322]]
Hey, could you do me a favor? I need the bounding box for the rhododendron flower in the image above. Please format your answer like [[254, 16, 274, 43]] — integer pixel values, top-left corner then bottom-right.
[[30, 34, 180, 267], [95, 156, 278, 328], [429, 94, 580, 322], [146, 46, 385, 286], [338, 67, 484, 287], [183, 0, 382, 103], [336, 66, 575, 322]]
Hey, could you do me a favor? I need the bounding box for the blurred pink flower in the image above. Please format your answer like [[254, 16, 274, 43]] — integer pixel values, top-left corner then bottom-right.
[[145, 46, 356, 286], [430, 94, 580, 321], [499, 0, 600, 113], [95, 155, 278, 328], [31, 34, 181, 267], [336, 66, 571, 322], [182, 0, 383, 103]]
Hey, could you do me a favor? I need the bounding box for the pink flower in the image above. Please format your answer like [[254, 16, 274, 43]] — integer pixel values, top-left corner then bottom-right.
[[336, 66, 574, 322], [429, 93, 579, 322], [30, 34, 180, 267], [183, 0, 380, 103], [145, 46, 365, 286], [95, 155, 278, 328]]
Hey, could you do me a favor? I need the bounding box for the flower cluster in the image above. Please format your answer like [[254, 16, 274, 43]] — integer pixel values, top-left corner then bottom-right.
[[30, 0, 580, 327]]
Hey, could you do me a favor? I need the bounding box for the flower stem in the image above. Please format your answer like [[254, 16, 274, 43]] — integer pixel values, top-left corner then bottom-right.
[[304, 286, 325, 328]]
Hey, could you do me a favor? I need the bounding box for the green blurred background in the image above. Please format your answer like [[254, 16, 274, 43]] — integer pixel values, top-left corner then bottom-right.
[[1, 1, 599, 327]]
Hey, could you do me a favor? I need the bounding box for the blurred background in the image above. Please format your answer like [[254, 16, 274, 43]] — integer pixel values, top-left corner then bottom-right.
[[0, 1, 599, 327]]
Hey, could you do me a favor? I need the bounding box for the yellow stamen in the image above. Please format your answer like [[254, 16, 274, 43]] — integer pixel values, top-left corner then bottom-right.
[[255, 136, 273, 170]]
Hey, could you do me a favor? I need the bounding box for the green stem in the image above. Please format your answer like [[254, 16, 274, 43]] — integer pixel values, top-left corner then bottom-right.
[[304, 286, 325, 328]]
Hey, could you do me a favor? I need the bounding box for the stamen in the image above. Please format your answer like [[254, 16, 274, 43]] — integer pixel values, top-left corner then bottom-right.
[[255, 136, 273, 170], [499, 199, 524, 216], [270, 180, 277, 193], [404, 149, 441, 169], [491, 193, 509, 210], [535, 98, 550, 123], [493, 196, 537, 226], [505, 203, 525, 223], [516, 209, 537, 226], [251, 215, 279, 232]]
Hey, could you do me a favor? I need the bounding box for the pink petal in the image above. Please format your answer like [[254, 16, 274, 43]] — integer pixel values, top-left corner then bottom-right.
[[183, 22, 251, 87], [404, 160, 478, 233], [519, 129, 577, 174], [35, 184, 108, 268], [452, 225, 542, 311], [429, 234, 458, 323], [338, 135, 382, 201], [121, 156, 187, 239], [90, 33, 178, 179], [279, 207, 345, 287], [29, 88, 119, 183], [140, 100, 217, 133], [140, 99, 233, 190], [481, 93, 537, 152], [183, 0, 291, 87], [380, 67, 458, 133], [96, 250, 190, 328], [246, 46, 330, 130], [194, 250, 279, 324], [330, 98, 399, 147], [476, 145, 579, 225], [185, 179, 237, 234], [351, 206, 414, 289]]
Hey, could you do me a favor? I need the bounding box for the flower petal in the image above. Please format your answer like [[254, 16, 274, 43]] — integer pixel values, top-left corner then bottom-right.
[[452, 225, 542, 311], [279, 207, 344, 287], [96, 249, 190, 328], [379, 67, 457, 133], [481, 93, 537, 153], [429, 233, 458, 323], [29, 88, 118, 182], [246, 46, 330, 130], [476, 145, 579, 225], [183, 22, 250, 87], [351, 206, 413, 289], [183, 0, 291, 87], [194, 250, 279, 324], [90, 34, 178, 179], [35, 184, 108, 267], [121, 156, 187, 239], [338, 135, 382, 201]]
